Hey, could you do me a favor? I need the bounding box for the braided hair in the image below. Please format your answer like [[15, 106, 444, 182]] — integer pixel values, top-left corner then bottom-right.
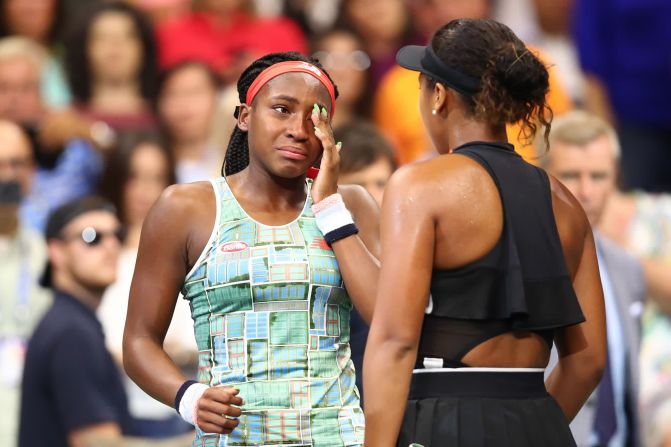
[[222, 52, 339, 176]]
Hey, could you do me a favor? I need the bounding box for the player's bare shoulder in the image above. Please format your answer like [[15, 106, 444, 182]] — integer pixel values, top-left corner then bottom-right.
[[144, 181, 216, 240]]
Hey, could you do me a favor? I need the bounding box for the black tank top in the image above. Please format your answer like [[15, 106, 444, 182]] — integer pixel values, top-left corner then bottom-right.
[[417, 141, 585, 368]]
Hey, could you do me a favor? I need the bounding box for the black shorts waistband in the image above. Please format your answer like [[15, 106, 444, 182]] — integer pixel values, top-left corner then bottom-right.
[[409, 370, 548, 400]]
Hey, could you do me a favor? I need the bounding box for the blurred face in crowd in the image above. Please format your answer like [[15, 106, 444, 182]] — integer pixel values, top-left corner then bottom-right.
[[0, 56, 43, 124], [87, 11, 143, 84], [123, 142, 171, 227], [313, 31, 369, 110], [51, 210, 121, 289], [158, 64, 218, 144], [3, 0, 57, 43], [545, 134, 617, 226], [345, 0, 407, 46], [408, 0, 490, 38], [0, 120, 34, 197], [339, 157, 394, 206]]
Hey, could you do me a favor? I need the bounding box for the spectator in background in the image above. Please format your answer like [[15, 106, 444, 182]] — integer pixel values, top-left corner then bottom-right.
[[0, 36, 45, 126], [600, 190, 671, 445], [334, 121, 396, 207], [526, 0, 583, 103], [335, 0, 413, 89], [18, 196, 134, 447], [155, 0, 307, 84], [541, 111, 645, 447], [65, 1, 158, 132], [157, 61, 223, 183], [98, 132, 176, 266], [0, 36, 105, 232], [373, 0, 571, 164], [600, 183, 671, 405], [283, 0, 342, 36], [97, 133, 196, 443], [563, 112, 671, 446], [573, 0, 671, 192], [312, 28, 372, 129], [493, 0, 584, 104], [0, 0, 71, 108], [0, 120, 51, 447]]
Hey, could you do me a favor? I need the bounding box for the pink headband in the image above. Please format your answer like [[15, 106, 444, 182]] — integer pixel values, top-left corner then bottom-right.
[[245, 61, 336, 117]]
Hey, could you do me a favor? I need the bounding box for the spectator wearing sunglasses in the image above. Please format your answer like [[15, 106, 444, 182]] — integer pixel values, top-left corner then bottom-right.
[[18, 196, 136, 447]]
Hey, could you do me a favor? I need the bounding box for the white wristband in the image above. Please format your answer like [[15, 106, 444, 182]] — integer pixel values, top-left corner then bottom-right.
[[178, 383, 209, 426], [313, 196, 355, 235]]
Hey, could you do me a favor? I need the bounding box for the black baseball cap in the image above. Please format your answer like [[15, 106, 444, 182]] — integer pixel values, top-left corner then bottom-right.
[[395, 44, 481, 97], [40, 196, 116, 288]]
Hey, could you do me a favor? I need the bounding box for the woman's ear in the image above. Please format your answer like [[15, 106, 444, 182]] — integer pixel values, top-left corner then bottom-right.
[[237, 104, 250, 132], [433, 83, 448, 114]]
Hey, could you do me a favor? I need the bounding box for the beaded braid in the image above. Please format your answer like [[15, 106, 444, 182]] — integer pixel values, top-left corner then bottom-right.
[[222, 52, 339, 176]]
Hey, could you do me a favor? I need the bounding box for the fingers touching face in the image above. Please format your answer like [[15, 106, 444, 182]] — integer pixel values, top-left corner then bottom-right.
[[241, 72, 334, 177]]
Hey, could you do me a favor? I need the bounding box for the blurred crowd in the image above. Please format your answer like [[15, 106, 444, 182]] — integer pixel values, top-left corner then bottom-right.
[[0, 0, 670, 446]]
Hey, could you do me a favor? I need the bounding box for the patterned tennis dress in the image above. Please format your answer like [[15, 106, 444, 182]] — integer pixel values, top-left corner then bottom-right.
[[182, 177, 365, 447]]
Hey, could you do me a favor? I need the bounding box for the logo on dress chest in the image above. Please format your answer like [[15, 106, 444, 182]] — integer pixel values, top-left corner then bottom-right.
[[220, 241, 249, 253]]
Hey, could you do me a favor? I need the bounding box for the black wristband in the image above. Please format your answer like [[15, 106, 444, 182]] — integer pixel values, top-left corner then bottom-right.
[[174, 379, 198, 412], [324, 223, 359, 246]]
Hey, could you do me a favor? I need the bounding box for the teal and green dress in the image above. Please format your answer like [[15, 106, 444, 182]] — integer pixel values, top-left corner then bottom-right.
[[182, 177, 365, 447]]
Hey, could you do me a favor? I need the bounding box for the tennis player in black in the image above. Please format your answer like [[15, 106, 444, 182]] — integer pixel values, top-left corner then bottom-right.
[[363, 19, 606, 447]]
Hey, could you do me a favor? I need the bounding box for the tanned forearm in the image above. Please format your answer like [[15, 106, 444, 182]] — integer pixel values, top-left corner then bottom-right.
[[363, 331, 418, 447], [332, 235, 380, 324], [545, 355, 603, 421], [123, 334, 188, 408]]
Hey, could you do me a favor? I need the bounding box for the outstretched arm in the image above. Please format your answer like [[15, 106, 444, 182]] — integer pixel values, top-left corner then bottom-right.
[[363, 170, 434, 447]]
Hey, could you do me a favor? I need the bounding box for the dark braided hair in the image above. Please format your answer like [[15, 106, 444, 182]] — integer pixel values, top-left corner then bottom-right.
[[222, 52, 339, 176]]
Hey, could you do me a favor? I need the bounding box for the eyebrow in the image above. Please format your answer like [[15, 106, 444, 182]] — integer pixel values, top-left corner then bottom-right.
[[269, 95, 300, 104], [268, 95, 327, 110]]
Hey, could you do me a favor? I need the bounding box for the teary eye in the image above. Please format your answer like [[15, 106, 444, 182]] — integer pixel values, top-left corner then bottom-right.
[[273, 105, 289, 114]]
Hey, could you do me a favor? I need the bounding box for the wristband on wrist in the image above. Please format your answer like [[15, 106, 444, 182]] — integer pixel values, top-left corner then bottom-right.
[[311, 193, 344, 214], [175, 381, 209, 426], [323, 223, 359, 246], [312, 193, 359, 246], [174, 380, 197, 411]]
